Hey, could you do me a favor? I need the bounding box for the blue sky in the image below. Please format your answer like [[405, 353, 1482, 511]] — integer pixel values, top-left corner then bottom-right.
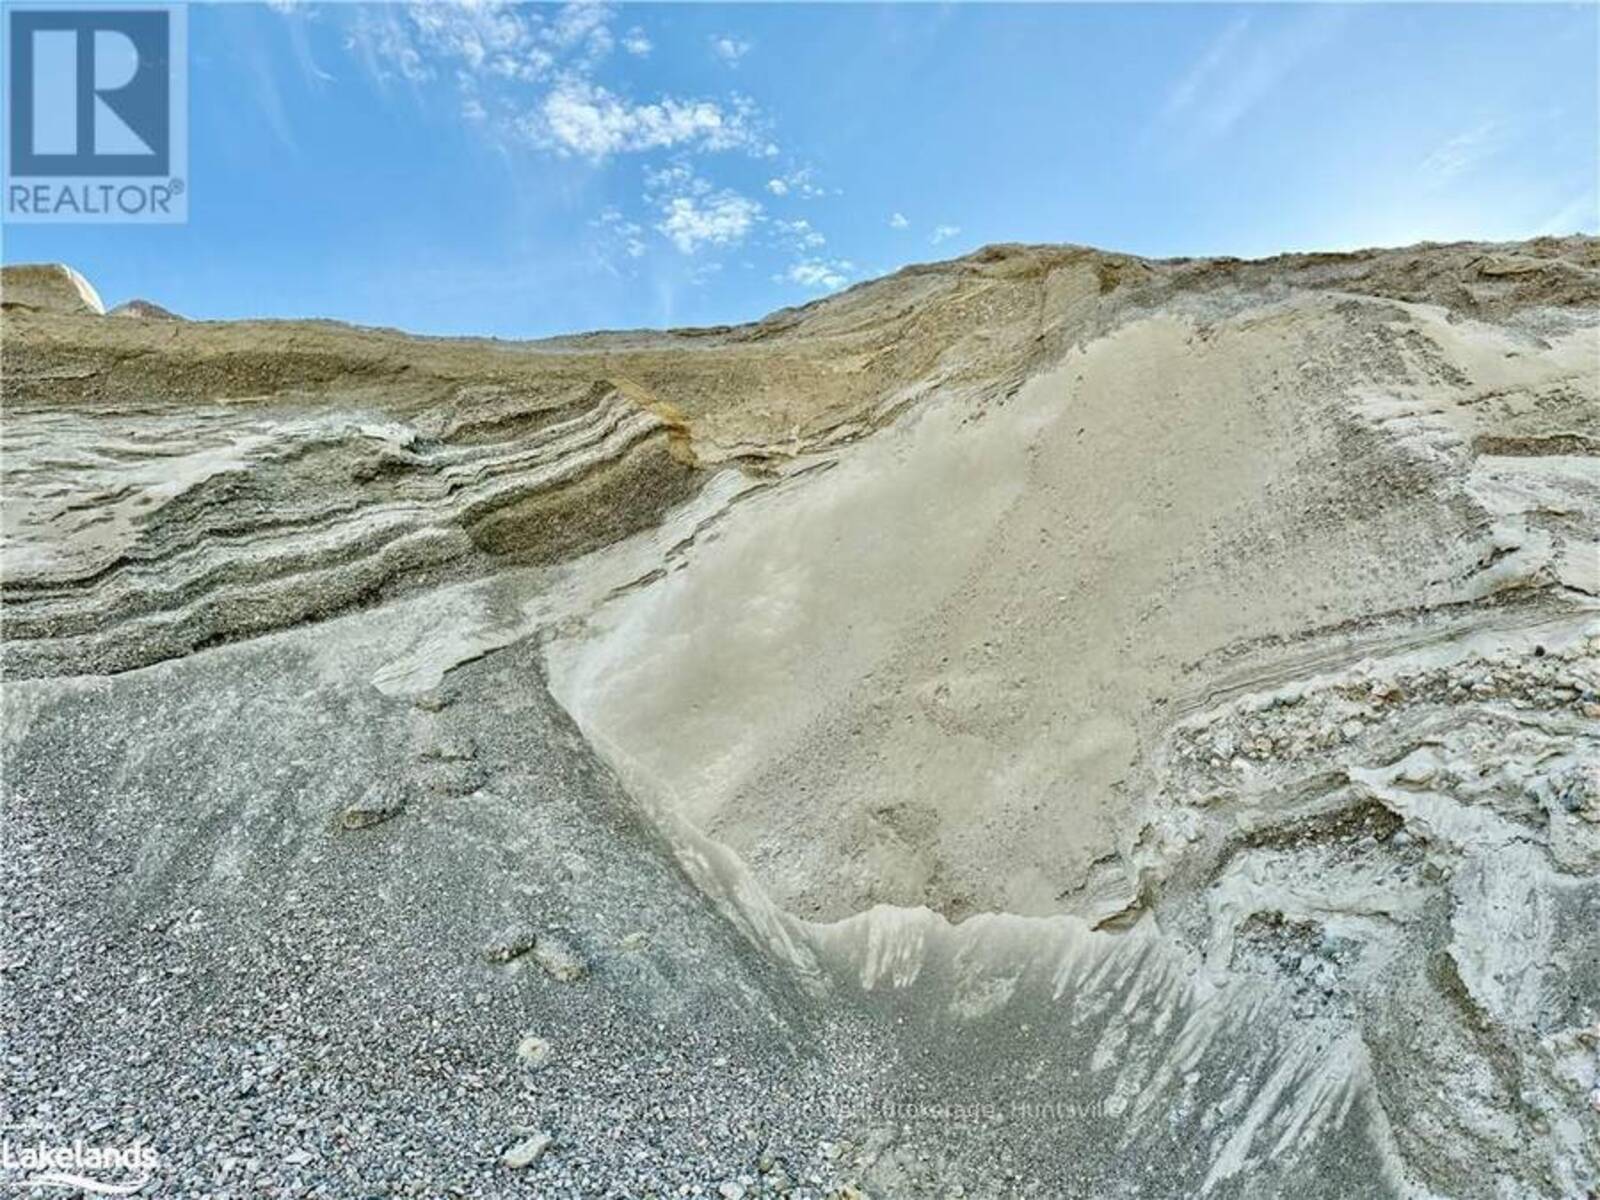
[[5, 2, 1596, 337]]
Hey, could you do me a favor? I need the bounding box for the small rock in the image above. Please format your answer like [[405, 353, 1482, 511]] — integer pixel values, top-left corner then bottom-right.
[[501, 1133, 552, 1169], [420, 761, 489, 796], [618, 931, 651, 952], [718, 1183, 745, 1200], [515, 1033, 553, 1068], [533, 934, 587, 982], [412, 690, 452, 713], [483, 921, 538, 964], [1396, 761, 1435, 786], [284, 1149, 313, 1166], [339, 785, 406, 831]]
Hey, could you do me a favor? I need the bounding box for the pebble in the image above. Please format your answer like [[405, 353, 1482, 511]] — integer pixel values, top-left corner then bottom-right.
[[339, 785, 406, 831], [515, 1034, 553, 1068], [482, 921, 538, 964], [501, 1132, 553, 1169]]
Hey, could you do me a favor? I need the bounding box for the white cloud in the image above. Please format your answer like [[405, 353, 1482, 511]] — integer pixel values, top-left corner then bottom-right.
[[779, 259, 853, 290], [347, 8, 435, 84], [406, 1, 563, 81], [645, 164, 760, 254], [775, 218, 825, 250], [889, 212, 909, 229], [711, 35, 751, 65], [644, 161, 703, 196], [931, 224, 961, 245], [658, 191, 761, 254], [531, 79, 764, 161], [343, 5, 771, 163], [548, 3, 612, 49], [765, 166, 826, 199]]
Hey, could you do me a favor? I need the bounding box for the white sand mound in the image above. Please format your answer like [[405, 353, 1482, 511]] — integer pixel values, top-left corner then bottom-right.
[[0, 262, 105, 315]]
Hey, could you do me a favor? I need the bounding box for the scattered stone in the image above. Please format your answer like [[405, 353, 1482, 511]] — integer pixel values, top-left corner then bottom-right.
[[501, 1133, 552, 1169], [412, 690, 453, 713], [419, 761, 489, 796], [339, 785, 406, 831], [515, 1033, 553, 1068], [482, 921, 538, 964]]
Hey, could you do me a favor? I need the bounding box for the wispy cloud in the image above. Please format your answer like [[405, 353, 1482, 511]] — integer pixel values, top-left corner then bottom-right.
[[239, 11, 299, 152], [1533, 189, 1599, 236], [711, 35, 752, 66], [774, 218, 825, 251], [589, 205, 648, 274], [1162, 17, 1248, 123], [778, 259, 853, 290], [339, 3, 772, 164], [1417, 120, 1507, 185], [889, 212, 909, 229], [1157, 9, 1348, 151], [765, 167, 826, 199], [931, 224, 960, 245], [622, 26, 652, 57]]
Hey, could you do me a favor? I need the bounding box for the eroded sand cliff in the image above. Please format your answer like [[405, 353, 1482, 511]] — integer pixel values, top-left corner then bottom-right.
[[2, 240, 1597, 1198]]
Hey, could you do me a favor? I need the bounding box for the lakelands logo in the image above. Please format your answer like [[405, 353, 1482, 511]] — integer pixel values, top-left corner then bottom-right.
[[1, 1128, 158, 1194], [4, 4, 187, 222]]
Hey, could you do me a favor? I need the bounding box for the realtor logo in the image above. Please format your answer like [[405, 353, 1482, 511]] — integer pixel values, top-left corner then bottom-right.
[[4, 5, 187, 222]]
